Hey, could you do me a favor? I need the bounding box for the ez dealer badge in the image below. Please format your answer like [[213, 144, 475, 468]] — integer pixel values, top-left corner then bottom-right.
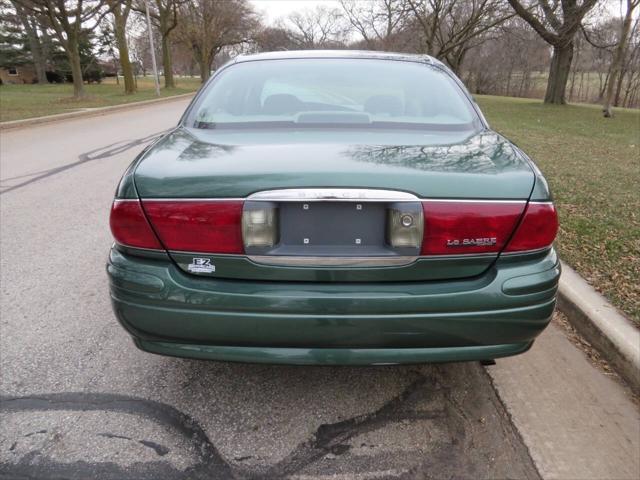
[[188, 258, 215, 274]]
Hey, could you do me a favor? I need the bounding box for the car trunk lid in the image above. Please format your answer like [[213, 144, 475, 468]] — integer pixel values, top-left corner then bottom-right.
[[134, 128, 535, 281]]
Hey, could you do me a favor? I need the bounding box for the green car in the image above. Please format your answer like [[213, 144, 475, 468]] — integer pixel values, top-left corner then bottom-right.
[[107, 51, 560, 365]]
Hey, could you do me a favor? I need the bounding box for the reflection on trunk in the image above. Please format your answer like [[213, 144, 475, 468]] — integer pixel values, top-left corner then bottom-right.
[[347, 133, 520, 174]]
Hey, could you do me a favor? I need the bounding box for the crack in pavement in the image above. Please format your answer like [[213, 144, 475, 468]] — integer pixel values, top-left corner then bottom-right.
[[0, 131, 165, 195], [97, 433, 169, 456], [0, 375, 430, 479], [0, 392, 232, 480], [0, 365, 541, 479], [260, 372, 436, 478]]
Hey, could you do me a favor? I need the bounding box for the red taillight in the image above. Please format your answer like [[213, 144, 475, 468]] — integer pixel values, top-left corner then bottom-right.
[[142, 200, 244, 254], [504, 202, 558, 252], [420, 201, 525, 255], [110, 200, 163, 249]]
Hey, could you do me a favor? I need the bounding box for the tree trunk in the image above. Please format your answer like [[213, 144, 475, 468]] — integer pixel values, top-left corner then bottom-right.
[[614, 66, 625, 107], [603, 3, 634, 117], [114, 8, 136, 94], [22, 17, 47, 84], [569, 40, 580, 102], [624, 72, 639, 106], [197, 48, 212, 82], [200, 48, 218, 82], [67, 38, 85, 98], [544, 42, 574, 104], [160, 29, 175, 88], [11, 1, 47, 84], [505, 65, 513, 96], [585, 72, 590, 100], [198, 57, 210, 82], [444, 47, 466, 76], [599, 70, 609, 99]]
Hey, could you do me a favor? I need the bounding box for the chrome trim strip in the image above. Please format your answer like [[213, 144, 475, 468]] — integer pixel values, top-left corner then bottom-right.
[[500, 247, 553, 256], [137, 198, 245, 202], [121, 196, 540, 204], [421, 252, 499, 259], [248, 255, 418, 267], [169, 250, 242, 257], [246, 188, 419, 202], [421, 198, 527, 204], [114, 242, 165, 253], [163, 251, 507, 268], [117, 245, 543, 263], [170, 247, 500, 260]]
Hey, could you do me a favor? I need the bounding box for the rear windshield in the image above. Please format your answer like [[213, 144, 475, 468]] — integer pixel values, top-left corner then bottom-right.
[[187, 58, 480, 131]]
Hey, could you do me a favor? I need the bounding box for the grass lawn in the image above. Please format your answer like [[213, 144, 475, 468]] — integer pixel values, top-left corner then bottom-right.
[[477, 95, 640, 324], [0, 76, 202, 122]]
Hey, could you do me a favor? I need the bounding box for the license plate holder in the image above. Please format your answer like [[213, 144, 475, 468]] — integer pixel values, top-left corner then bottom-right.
[[279, 201, 386, 250]]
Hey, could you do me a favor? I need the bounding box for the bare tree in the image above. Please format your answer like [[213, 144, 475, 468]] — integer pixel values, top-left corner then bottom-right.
[[178, 0, 256, 82], [618, 18, 640, 107], [405, 0, 513, 73], [463, 16, 548, 97], [130, 31, 150, 76], [16, 0, 110, 97], [603, 0, 639, 117], [133, 0, 182, 88], [253, 25, 298, 52], [507, 0, 599, 104], [287, 5, 348, 48], [340, 0, 410, 50], [106, 0, 135, 93], [9, 0, 48, 83]]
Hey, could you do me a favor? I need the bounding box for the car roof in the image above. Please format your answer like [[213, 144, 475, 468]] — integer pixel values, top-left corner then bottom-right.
[[233, 50, 444, 67]]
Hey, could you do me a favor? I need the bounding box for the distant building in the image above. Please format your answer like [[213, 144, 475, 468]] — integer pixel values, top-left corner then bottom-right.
[[0, 65, 37, 84], [99, 61, 118, 77]]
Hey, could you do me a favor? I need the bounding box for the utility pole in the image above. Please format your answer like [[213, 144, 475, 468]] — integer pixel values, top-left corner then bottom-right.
[[144, 0, 161, 97]]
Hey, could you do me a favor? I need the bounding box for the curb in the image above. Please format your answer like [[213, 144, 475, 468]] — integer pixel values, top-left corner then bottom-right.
[[0, 92, 196, 131], [557, 261, 640, 394]]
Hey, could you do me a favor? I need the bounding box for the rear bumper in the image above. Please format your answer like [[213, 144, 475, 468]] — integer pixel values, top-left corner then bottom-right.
[[107, 247, 560, 365], [134, 339, 533, 365]]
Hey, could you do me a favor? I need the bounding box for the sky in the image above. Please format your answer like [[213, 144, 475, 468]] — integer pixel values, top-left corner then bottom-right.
[[249, 0, 631, 25], [249, 0, 343, 24]]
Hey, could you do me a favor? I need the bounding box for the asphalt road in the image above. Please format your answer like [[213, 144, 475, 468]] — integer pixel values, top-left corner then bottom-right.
[[0, 99, 636, 480]]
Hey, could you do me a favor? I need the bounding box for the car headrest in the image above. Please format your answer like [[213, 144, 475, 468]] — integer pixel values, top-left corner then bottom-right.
[[364, 95, 403, 116], [262, 94, 302, 115]]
